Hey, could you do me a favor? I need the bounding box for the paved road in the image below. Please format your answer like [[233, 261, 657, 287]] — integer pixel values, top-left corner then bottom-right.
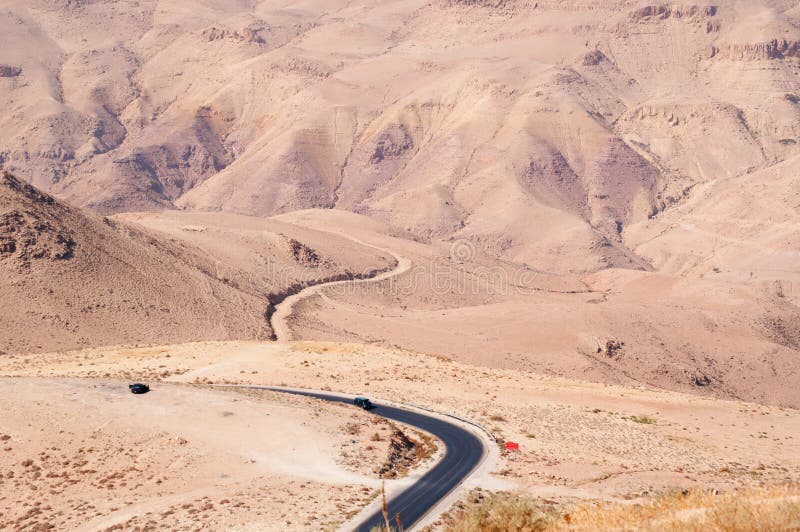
[[243, 386, 486, 531]]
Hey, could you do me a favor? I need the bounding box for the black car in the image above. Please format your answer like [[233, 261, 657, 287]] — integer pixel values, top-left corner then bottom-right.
[[129, 383, 150, 394], [354, 396, 374, 410]]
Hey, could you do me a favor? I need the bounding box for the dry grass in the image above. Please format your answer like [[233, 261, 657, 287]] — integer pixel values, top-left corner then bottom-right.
[[560, 485, 800, 531], [628, 415, 658, 425], [415, 430, 438, 463], [371, 482, 405, 532], [442, 486, 800, 531], [442, 490, 557, 531]]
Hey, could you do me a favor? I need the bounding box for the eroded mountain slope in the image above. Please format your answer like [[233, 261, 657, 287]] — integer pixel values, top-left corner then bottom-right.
[[3, 0, 800, 271], [0, 172, 392, 354]]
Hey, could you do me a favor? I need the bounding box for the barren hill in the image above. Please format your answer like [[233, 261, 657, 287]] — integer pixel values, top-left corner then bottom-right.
[[0, 171, 272, 353], [0, 172, 393, 354], [2, 0, 799, 270]]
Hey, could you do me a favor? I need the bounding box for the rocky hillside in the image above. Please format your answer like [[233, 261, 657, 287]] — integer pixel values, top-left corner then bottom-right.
[[3, 1, 799, 272], [0, 170, 271, 354]]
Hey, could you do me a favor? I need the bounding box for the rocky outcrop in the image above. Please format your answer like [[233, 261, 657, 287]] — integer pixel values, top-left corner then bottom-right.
[[693, 373, 712, 387], [269, 57, 332, 79], [446, 0, 509, 7], [0, 65, 22, 77], [1, 171, 56, 206], [627, 4, 720, 32], [202, 24, 266, 44], [518, 145, 588, 219], [630, 4, 670, 21], [284, 237, 322, 268], [581, 50, 608, 67], [758, 304, 800, 351], [0, 210, 75, 264], [629, 4, 718, 22], [583, 136, 661, 232], [598, 339, 625, 358], [370, 124, 414, 164], [711, 39, 800, 61], [336, 120, 420, 210], [0, 173, 75, 267]]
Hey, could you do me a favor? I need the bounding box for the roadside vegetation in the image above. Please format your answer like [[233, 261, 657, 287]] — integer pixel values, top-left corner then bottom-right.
[[442, 490, 555, 531], [436, 485, 800, 531]]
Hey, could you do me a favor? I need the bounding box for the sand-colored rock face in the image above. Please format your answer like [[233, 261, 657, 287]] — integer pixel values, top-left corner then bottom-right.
[[1, 0, 798, 264], [0, 171, 268, 354]]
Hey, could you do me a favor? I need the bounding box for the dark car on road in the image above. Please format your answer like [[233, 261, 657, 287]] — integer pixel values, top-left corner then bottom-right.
[[129, 383, 150, 394], [354, 396, 374, 410]]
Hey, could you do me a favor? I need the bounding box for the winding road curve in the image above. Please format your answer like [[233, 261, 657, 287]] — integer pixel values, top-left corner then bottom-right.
[[271, 235, 412, 342], [241, 386, 488, 531], [266, 235, 490, 528]]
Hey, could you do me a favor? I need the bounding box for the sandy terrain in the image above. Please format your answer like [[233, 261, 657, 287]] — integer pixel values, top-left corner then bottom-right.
[[4, 340, 797, 509], [0, 376, 418, 531], [114, 210, 397, 295]]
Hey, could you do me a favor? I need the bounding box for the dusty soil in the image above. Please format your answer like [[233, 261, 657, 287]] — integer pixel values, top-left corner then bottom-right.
[[0, 378, 400, 531], [6, 341, 798, 507]]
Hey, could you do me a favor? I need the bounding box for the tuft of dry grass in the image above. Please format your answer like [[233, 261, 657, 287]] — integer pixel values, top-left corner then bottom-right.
[[442, 486, 800, 532], [371, 482, 404, 532], [628, 415, 658, 425]]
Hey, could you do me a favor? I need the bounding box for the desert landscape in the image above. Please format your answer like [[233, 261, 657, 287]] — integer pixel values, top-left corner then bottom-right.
[[1, 0, 800, 530]]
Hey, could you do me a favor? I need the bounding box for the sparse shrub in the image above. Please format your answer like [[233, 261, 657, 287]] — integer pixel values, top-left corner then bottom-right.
[[445, 491, 554, 531]]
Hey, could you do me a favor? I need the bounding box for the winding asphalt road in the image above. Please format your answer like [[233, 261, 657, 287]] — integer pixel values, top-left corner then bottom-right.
[[242, 386, 486, 531]]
